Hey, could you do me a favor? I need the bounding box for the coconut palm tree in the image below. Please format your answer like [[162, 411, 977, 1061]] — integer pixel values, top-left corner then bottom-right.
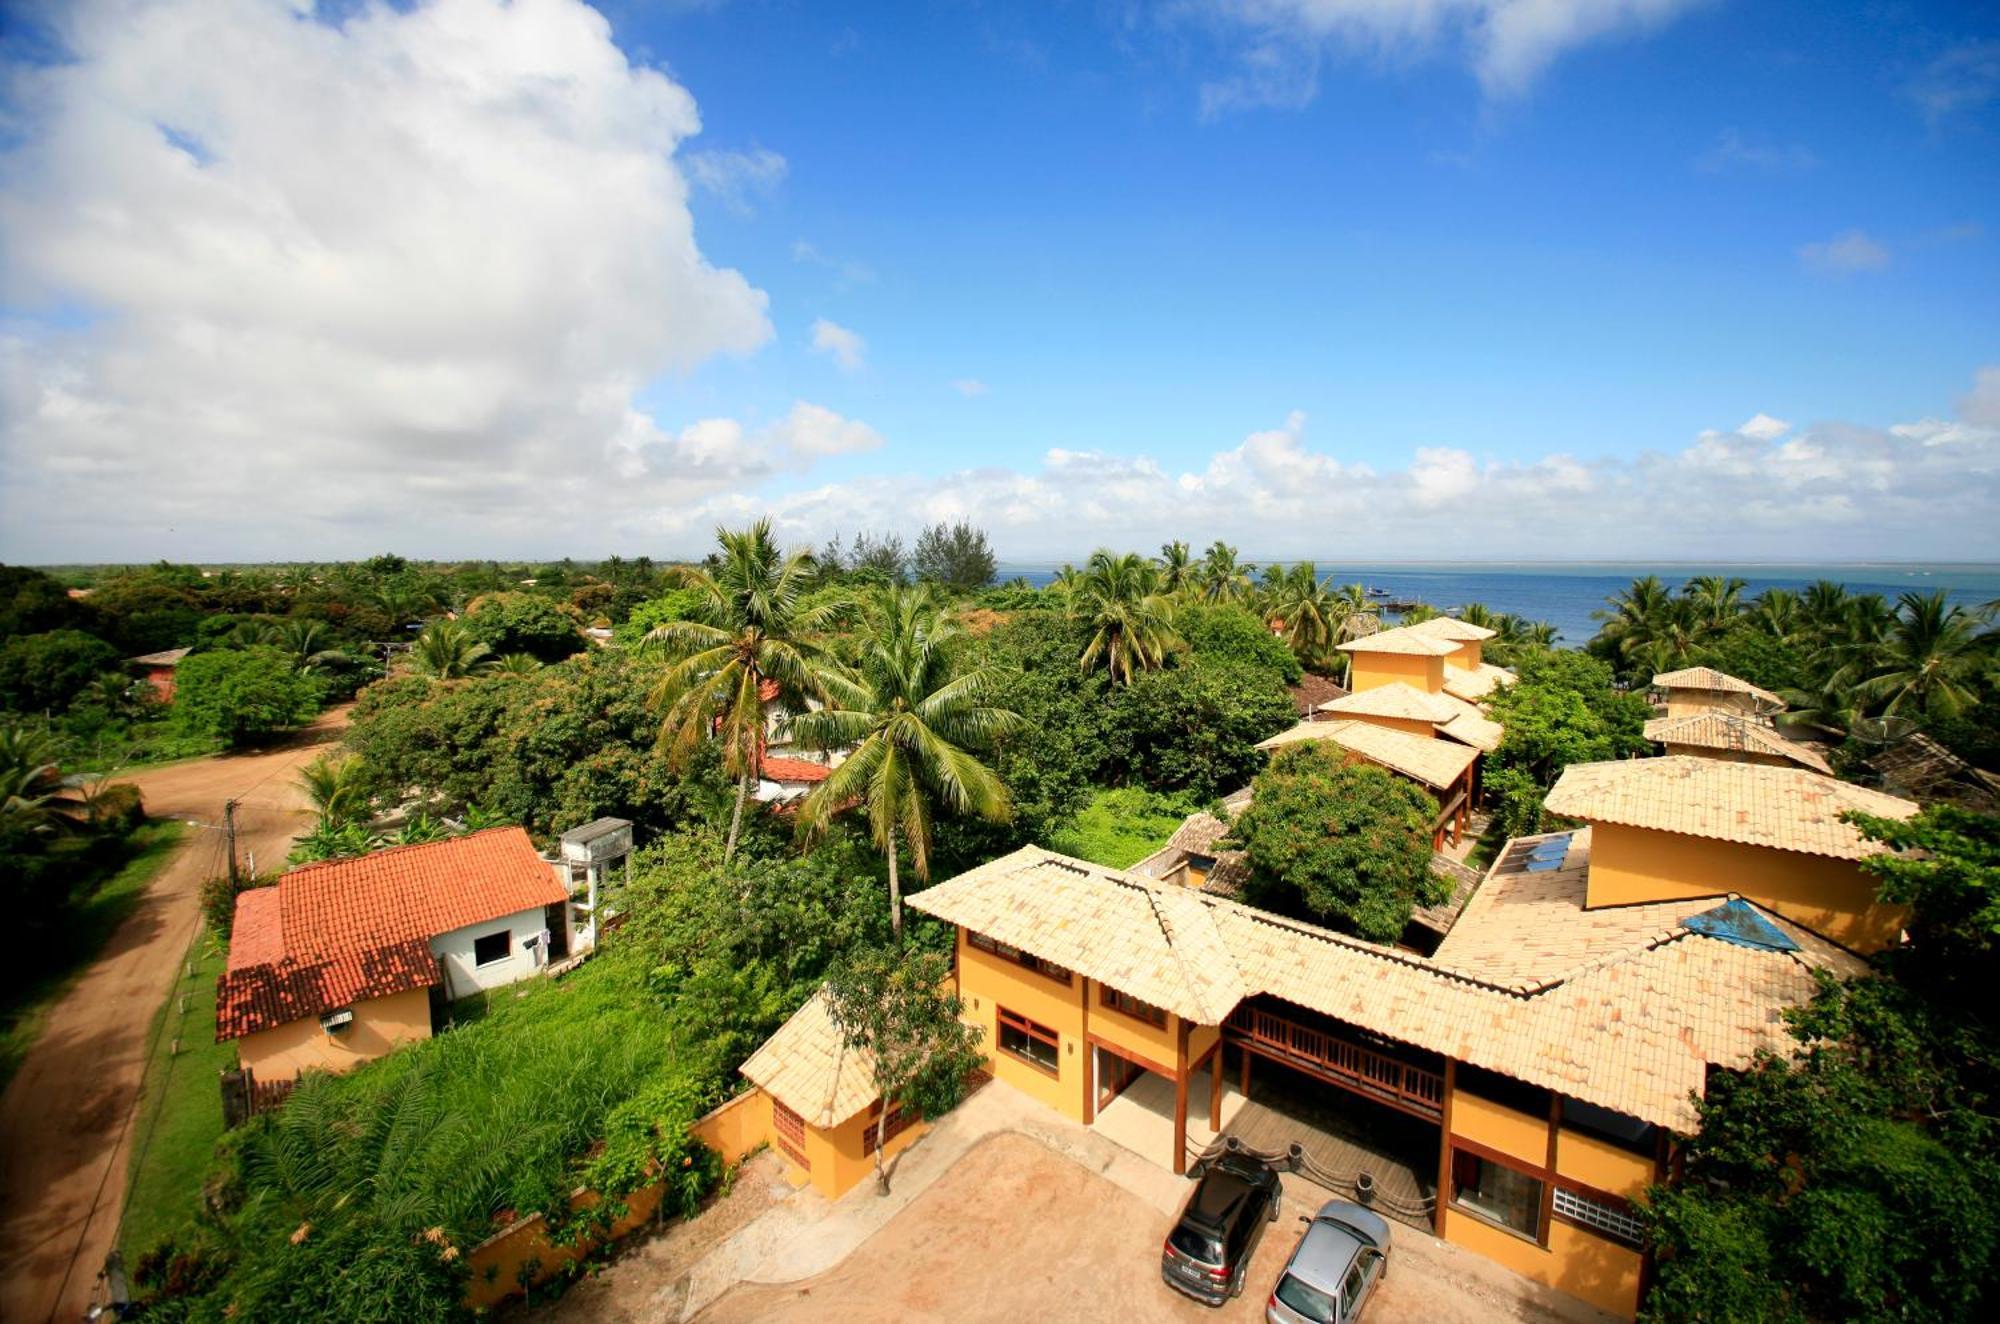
[[1266, 563, 1341, 669], [1070, 550, 1181, 685], [493, 652, 544, 675], [1750, 587, 1802, 643], [1594, 575, 1673, 659], [1196, 541, 1253, 605], [645, 519, 852, 860], [1683, 575, 1748, 633], [792, 587, 1023, 940], [1156, 540, 1195, 597], [410, 620, 496, 679], [297, 755, 372, 827], [1859, 590, 1994, 719], [0, 722, 74, 841]]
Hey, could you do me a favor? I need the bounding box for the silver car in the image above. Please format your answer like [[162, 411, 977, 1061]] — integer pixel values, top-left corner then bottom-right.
[[1264, 1199, 1391, 1324]]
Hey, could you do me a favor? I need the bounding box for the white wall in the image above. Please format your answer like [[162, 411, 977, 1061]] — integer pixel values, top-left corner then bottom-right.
[[429, 905, 552, 1000]]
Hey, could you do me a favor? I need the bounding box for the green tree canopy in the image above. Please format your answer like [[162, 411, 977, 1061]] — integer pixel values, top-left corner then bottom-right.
[[1483, 648, 1651, 834], [1234, 743, 1443, 941], [912, 520, 997, 592], [461, 591, 584, 663], [171, 647, 321, 748], [0, 629, 122, 713]]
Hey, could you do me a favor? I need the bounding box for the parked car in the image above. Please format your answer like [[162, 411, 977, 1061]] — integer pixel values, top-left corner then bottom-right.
[[1160, 1152, 1283, 1305], [1264, 1199, 1392, 1324]]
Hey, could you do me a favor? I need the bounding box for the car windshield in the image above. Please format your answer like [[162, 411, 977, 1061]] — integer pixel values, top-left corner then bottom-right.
[[1168, 1226, 1223, 1264], [1275, 1271, 1340, 1322]]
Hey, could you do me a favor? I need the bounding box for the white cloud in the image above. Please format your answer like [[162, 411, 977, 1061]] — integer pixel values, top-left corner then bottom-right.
[[1695, 128, 1815, 173], [637, 370, 2000, 562], [1961, 366, 2000, 429], [0, 0, 772, 559], [952, 378, 990, 397], [683, 145, 787, 215], [1194, 0, 1707, 109], [808, 317, 867, 372], [767, 400, 884, 458], [1737, 413, 1792, 441], [609, 401, 882, 483], [1799, 229, 1891, 274]]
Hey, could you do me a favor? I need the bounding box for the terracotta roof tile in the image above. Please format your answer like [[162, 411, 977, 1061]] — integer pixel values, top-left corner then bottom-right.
[[1256, 719, 1478, 790], [1336, 628, 1460, 657], [217, 828, 566, 1042], [1442, 663, 1516, 702], [1644, 712, 1834, 774], [1287, 673, 1350, 716], [1651, 667, 1784, 708], [1544, 756, 1917, 860], [1402, 616, 1497, 642], [740, 987, 879, 1128], [1317, 683, 1461, 723], [760, 755, 832, 783]]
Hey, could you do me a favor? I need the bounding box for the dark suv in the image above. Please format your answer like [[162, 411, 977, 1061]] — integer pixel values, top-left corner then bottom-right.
[[1161, 1152, 1283, 1305]]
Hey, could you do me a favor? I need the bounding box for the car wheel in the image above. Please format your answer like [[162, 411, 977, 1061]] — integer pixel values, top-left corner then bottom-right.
[[1230, 1268, 1243, 1299]]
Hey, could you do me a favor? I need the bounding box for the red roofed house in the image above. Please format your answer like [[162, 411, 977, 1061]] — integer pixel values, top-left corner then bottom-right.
[[216, 827, 570, 1082]]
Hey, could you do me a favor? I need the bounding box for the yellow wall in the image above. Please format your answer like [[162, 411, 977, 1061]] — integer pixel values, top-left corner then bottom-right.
[[1450, 1089, 1548, 1167], [1661, 741, 1796, 770], [1445, 640, 1483, 671], [1441, 1206, 1643, 1319], [236, 986, 432, 1081], [1555, 1129, 1655, 1202], [956, 929, 1087, 1119], [1349, 652, 1444, 694], [691, 1088, 772, 1166], [1087, 979, 1179, 1069], [1664, 689, 1762, 719], [1586, 822, 1906, 952], [785, 1104, 931, 1200]]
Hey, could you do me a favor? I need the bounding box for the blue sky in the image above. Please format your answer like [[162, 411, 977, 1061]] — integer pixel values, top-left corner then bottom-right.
[[1, 0, 1996, 562]]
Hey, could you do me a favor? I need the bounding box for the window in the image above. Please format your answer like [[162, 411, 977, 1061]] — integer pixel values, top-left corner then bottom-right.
[[967, 931, 1072, 985], [472, 930, 511, 968], [997, 1007, 1061, 1075], [772, 1099, 809, 1169], [1099, 984, 1167, 1028], [1553, 1186, 1645, 1248], [1451, 1149, 1545, 1241]]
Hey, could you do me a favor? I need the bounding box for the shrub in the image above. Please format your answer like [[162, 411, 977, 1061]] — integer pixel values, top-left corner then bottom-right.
[[87, 781, 146, 834], [200, 873, 275, 940], [172, 647, 321, 747], [0, 629, 123, 713]]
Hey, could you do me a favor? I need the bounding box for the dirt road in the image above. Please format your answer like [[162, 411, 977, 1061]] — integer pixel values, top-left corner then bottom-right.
[[0, 710, 348, 1324]]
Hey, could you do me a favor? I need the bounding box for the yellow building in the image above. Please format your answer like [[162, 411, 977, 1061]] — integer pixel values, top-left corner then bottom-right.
[[1643, 709, 1833, 773], [909, 837, 1884, 1319], [1650, 665, 1785, 719], [1543, 755, 1918, 952], [734, 988, 933, 1200]]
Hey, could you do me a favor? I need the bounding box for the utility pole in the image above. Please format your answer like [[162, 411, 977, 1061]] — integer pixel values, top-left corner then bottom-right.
[[223, 798, 240, 885]]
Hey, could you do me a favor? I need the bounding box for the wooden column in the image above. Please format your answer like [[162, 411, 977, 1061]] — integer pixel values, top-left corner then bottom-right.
[[1172, 1020, 1191, 1176], [1079, 979, 1094, 1124], [1435, 1059, 1456, 1236], [1208, 1045, 1224, 1132], [1240, 1043, 1253, 1100]]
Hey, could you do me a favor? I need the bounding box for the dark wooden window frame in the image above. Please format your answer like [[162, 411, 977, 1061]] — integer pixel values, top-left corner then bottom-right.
[[861, 1099, 918, 1156], [996, 1006, 1061, 1077], [1098, 982, 1167, 1028], [967, 931, 1072, 986], [1448, 1140, 1550, 1247]]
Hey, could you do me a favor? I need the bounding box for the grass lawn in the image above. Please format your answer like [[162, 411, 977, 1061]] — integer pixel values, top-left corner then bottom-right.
[[120, 928, 235, 1262], [0, 820, 187, 1095], [1046, 786, 1196, 869]]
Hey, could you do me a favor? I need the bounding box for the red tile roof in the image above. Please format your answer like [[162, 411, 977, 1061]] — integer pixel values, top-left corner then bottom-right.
[[217, 828, 566, 1042], [761, 755, 831, 784]]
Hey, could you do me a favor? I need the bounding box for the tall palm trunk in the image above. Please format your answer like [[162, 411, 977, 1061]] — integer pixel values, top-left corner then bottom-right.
[[886, 824, 903, 943], [725, 769, 751, 860]]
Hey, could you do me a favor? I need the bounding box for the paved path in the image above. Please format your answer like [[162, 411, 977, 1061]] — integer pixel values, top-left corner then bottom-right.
[[0, 710, 347, 1324]]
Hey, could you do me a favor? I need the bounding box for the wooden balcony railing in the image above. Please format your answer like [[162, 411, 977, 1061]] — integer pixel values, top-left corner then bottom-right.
[[1228, 1006, 1445, 1120]]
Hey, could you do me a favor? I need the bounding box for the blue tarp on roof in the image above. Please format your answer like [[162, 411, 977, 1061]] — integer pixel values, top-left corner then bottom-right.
[[1685, 898, 1799, 953]]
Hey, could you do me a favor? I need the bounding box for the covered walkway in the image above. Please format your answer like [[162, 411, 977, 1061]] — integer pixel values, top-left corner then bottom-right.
[[1089, 1059, 1243, 1170]]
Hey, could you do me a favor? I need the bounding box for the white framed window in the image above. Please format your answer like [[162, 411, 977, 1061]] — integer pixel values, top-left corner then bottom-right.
[[1552, 1186, 1645, 1247]]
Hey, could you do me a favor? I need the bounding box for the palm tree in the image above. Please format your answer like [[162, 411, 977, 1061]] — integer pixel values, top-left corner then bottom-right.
[[493, 652, 544, 675], [0, 722, 74, 841], [1458, 602, 1500, 631], [1155, 540, 1194, 597], [1266, 563, 1340, 669], [410, 620, 495, 679], [1750, 588, 1801, 643], [1859, 591, 1993, 718], [792, 587, 1023, 940], [1196, 541, 1252, 605], [1683, 575, 1748, 633], [1070, 550, 1181, 684], [645, 520, 851, 860], [297, 755, 372, 827], [1594, 575, 1673, 659]]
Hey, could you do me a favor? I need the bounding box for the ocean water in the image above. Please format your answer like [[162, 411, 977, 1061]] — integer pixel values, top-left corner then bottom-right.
[[991, 562, 2000, 646]]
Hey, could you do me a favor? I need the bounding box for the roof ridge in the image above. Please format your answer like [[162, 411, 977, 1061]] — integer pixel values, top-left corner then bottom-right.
[[278, 824, 528, 879]]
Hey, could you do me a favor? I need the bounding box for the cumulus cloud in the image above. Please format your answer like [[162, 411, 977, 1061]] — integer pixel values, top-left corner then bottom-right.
[[1908, 39, 2000, 124], [683, 145, 787, 215], [1799, 229, 1891, 274], [632, 371, 2000, 562], [1194, 0, 1706, 109], [610, 401, 882, 484], [808, 317, 867, 371], [0, 0, 773, 559]]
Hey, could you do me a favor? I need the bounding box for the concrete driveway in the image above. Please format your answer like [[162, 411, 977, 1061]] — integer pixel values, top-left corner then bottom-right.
[[691, 1130, 1606, 1324]]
